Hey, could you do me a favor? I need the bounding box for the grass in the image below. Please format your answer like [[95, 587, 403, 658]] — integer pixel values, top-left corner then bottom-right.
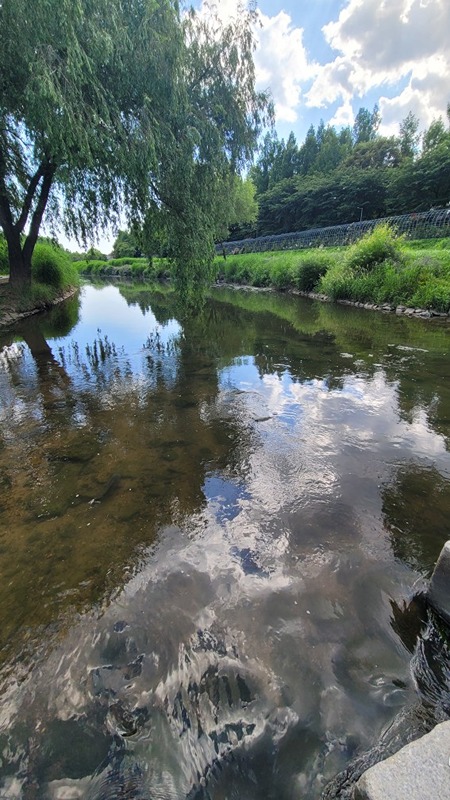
[[216, 229, 450, 313], [75, 256, 170, 281], [216, 248, 341, 290], [0, 241, 80, 324]]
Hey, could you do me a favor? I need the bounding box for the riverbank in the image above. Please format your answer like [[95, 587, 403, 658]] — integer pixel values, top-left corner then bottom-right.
[[214, 283, 450, 322], [0, 281, 79, 329], [75, 228, 450, 318], [290, 288, 449, 319], [216, 228, 450, 315]]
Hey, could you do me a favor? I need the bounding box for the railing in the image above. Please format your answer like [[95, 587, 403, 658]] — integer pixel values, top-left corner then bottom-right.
[[218, 208, 450, 255]]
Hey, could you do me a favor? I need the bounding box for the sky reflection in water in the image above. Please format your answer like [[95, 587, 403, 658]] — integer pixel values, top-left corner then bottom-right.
[[0, 284, 449, 799]]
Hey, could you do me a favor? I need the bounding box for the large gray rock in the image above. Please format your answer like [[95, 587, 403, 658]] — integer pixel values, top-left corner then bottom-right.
[[353, 721, 450, 800], [428, 541, 450, 626]]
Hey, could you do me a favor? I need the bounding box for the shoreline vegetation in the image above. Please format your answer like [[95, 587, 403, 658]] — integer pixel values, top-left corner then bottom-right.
[[76, 226, 450, 319], [0, 241, 80, 328], [2, 227, 450, 327]]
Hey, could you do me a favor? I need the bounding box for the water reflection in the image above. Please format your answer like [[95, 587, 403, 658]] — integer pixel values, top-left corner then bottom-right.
[[0, 283, 449, 799], [382, 465, 450, 574]]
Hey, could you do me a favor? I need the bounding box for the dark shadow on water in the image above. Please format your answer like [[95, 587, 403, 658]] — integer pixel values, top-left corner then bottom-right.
[[382, 465, 450, 576]]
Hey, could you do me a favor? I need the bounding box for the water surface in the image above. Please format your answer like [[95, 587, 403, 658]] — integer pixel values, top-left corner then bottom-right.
[[0, 283, 450, 799]]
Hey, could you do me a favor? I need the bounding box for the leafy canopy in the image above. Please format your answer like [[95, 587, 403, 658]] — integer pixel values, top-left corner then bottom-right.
[[0, 0, 269, 293]]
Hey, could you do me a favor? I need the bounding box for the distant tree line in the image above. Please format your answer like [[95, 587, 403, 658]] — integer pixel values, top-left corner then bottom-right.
[[242, 104, 450, 239]]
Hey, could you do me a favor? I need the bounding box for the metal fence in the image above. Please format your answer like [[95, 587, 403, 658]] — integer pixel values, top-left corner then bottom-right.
[[218, 208, 450, 256]]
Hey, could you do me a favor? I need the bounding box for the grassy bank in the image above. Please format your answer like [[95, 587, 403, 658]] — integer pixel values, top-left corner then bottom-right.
[[69, 228, 450, 315], [216, 228, 450, 313], [74, 256, 170, 281], [0, 242, 80, 326]]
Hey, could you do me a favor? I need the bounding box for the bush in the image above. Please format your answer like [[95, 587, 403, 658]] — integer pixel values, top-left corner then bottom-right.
[[319, 262, 354, 300], [108, 257, 148, 267], [250, 262, 271, 287], [345, 224, 404, 273], [85, 247, 108, 262], [410, 277, 450, 312], [32, 243, 73, 287], [292, 253, 331, 292], [269, 261, 293, 290]]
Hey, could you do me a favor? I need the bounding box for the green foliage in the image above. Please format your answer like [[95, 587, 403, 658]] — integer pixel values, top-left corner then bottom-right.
[[215, 238, 450, 313], [319, 262, 354, 300], [258, 167, 390, 234], [85, 247, 108, 262], [269, 261, 294, 290], [108, 257, 148, 268], [252, 103, 450, 238], [31, 243, 78, 288], [422, 118, 448, 152], [112, 230, 143, 259], [291, 253, 331, 291], [75, 256, 169, 284], [399, 112, 420, 158], [411, 279, 450, 312], [0, 0, 269, 295], [345, 224, 404, 273], [353, 104, 380, 144]]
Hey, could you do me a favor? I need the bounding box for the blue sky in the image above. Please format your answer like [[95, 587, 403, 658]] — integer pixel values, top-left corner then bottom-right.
[[203, 0, 449, 144]]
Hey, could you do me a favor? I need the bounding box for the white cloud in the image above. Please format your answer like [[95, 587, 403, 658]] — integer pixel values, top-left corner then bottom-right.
[[254, 11, 317, 123], [308, 0, 450, 132], [328, 99, 355, 129], [197, 1, 317, 125]]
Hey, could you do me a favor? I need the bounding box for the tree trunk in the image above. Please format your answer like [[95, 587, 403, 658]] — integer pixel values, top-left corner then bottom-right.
[[0, 157, 56, 290], [6, 229, 32, 290]]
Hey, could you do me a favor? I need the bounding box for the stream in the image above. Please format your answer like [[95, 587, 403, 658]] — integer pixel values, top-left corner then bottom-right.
[[0, 282, 449, 799]]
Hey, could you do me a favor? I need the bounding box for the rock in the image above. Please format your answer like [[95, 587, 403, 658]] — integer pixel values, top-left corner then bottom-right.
[[428, 541, 450, 626], [353, 721, 450, 800]]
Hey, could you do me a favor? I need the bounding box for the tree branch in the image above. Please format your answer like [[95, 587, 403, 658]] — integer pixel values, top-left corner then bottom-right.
[[0, 143, 14, 234], [15, 162, 47, 234], [23, 162, 56, 263], [149, 179, 183, 217]]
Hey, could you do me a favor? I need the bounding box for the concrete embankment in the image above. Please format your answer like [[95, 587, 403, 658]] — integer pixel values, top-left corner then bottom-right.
[[354, 721, 450, 799]]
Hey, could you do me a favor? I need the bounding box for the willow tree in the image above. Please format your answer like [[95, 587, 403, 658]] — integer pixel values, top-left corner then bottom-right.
[[0, 0, 268, 292]]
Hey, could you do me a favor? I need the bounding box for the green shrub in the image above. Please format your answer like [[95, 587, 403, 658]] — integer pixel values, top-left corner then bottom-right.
[[319, 262, 354, 300], [108, 257, 148, 267], [32, 243, 75, 288], [292, 253, 331, 292], [85, 247, 108, 262], [410, 278, 450, 312], [269, 261, 293, 290], [250, 262, 271, 287], [74, 259, 89, 273], [220, 258, 239, 282], [345, 224, 404, 273]]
